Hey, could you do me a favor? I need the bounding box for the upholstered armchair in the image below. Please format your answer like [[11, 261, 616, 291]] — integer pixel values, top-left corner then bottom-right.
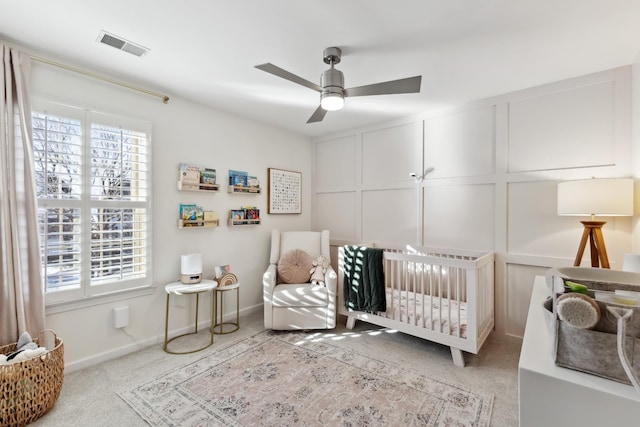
[[263, 229, 337, 330]]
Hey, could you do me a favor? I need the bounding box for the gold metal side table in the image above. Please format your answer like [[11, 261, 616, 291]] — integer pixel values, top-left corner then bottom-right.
[[164, 279, 217, 354], [213, 282, 240, 334]]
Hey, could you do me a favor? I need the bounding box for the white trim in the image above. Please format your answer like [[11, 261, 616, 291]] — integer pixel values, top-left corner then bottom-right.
[[62, 304, 263, 373], [45, 285, 155, 315]]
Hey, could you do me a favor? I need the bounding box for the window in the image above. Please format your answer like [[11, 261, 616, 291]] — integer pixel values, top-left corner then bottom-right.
[[32, 99, 152, 305]]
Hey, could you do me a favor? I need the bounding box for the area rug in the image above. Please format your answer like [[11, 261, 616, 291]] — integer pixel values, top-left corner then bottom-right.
[[119, 331, 493, 426]]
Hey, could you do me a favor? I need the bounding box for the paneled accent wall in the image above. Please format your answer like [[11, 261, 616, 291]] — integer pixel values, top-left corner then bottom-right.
[[313, 66, 633, 339]]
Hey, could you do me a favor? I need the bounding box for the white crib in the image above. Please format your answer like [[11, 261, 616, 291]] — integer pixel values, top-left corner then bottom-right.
[[337, 243, 495, 367]]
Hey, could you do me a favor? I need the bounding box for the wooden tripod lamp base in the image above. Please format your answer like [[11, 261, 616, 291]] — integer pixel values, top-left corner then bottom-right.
[[573, 221, 610, 269]]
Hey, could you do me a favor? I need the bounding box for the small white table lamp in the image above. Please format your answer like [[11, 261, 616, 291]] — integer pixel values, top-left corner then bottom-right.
[[557, 178, 633, 269]]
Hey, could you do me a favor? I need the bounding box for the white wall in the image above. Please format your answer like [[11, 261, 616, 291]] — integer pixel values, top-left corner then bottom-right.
[[27, 58, 311, 369], [632, 53, 640, 252], [313, 66, 634, 340]]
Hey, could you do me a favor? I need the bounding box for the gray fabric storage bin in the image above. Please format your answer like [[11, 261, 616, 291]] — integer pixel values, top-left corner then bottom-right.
[[544, 267, 640, 389]]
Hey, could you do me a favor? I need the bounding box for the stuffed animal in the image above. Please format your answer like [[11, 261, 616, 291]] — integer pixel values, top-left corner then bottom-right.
[[309, 255, 330, 286]]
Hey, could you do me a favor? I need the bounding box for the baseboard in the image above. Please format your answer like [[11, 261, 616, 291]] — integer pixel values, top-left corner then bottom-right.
[[63, 303, 263, 373]]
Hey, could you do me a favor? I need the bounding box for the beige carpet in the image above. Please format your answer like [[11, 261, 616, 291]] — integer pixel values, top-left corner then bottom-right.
[[120, 330, 493, 426], [30, 310, 520, 426]]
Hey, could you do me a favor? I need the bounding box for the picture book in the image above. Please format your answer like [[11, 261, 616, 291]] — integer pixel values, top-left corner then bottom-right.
[[229, 170, 248, 187], [179, 164, 201, 190], [245, 208, 260, 220], [230, 209, 245, 220], [247, 176, 260, 188], [179, 203, 198, 226], [200, 168, 217, 187]]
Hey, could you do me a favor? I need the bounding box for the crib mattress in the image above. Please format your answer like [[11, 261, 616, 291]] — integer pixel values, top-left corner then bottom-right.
[[382, 288, 467, 338]]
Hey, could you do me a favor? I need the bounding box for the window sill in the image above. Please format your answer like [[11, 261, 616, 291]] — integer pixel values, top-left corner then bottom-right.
[[45, 285, 155, 315]]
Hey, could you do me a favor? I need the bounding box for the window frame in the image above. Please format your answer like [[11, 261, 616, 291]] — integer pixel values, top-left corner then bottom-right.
[[32, 97, 154, 310]]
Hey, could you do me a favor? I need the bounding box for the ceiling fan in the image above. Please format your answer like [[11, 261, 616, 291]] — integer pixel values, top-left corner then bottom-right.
[[255, 47, 422, 124]]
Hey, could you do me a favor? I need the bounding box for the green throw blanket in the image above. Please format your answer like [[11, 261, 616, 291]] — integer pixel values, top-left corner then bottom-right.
[[343, 245, 386, 312]]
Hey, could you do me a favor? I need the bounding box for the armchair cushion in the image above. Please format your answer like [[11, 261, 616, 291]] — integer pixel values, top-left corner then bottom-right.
[[272, 283, 329, 307], [277, 249, 313, 284]]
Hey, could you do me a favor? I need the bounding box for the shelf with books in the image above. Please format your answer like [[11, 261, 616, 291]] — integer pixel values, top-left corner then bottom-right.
[[228, 169, 261, 194], [228, 206, 260, 226], [227, 218, 261, 226], [177, 181, 220, 192], [178, 204, 219, 229], [178, 218, 220, 228], [227, 185, 261, 194], [178, 163, 218, 192]]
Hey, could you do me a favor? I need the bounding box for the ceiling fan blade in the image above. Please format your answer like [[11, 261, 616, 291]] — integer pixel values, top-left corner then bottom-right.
[[306, 106, 327, 123], [255, 63, 322, 92], [344, 75, 422, 97]]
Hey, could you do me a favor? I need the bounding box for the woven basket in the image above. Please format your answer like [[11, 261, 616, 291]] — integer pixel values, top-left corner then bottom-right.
[[0, 330, 64, 427]]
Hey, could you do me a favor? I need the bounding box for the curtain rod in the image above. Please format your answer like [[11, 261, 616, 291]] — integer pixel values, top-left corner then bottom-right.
[[30, 55, 170, 104]]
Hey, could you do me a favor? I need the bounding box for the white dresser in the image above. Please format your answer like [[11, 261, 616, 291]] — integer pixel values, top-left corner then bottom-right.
[[518, 276, 640, 426]]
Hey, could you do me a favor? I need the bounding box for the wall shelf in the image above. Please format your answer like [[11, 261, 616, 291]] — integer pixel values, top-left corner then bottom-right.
[[228, 185, 261, 194], [177, 181, 220, 192], [228, 218, 261, 226], [178, 219, 220, 228]]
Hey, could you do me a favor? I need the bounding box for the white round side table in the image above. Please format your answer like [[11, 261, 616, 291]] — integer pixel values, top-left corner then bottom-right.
[[164, 279, 217, 354], [213, 282, 240, 334]]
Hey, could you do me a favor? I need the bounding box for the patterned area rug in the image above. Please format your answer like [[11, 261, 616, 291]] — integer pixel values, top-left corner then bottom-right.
[[119, 331, 493, 426]]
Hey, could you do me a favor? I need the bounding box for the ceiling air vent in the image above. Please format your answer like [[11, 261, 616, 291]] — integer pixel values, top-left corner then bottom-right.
[[97, 31, 149, 58]]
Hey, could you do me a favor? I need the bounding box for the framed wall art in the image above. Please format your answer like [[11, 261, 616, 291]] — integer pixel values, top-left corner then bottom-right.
[[268, 168, 302, 214]]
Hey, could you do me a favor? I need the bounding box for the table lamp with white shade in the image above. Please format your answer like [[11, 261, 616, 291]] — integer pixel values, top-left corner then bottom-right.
[[557, 178, 634, 269]]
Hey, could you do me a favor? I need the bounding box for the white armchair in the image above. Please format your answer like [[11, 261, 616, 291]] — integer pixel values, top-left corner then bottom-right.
[[263, 229, 337, 330]]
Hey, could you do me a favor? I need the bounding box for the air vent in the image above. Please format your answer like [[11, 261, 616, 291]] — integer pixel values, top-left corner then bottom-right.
[[97, 31, 149, 58]]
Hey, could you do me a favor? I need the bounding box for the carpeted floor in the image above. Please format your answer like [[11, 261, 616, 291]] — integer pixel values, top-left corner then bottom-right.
[[31, 310, 521, 426], [120, 330, 494, 426]]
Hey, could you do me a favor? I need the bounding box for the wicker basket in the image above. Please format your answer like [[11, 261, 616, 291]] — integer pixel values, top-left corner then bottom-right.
[[0, 330, 64, 427]]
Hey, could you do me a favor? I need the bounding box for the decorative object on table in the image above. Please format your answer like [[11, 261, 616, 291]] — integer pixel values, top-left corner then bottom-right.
[[180, 253, 202, 284], [267, 168, 301, 214], [216, 273, 238, 287], [309, 254, 330, 286], [213, 265, 231, 279], [119, 331, 493, 426], [0, 330, 64, 426], [557, 177, 634, 268], [545, 267, 640, 391]]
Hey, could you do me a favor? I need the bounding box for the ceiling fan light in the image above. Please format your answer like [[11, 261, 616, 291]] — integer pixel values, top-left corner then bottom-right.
[[321, 93, 344, 111]]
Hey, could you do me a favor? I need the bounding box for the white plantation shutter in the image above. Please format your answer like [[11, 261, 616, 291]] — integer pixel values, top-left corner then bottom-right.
[[32, 99, 152, 304]]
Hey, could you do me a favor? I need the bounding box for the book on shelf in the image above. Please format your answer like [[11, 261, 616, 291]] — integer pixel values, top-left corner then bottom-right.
[[244, 207, 260, 220], [200, 168, 217, 189], [195, 206, 204, 221], [179, 164, 201, 190], [179, 203, 197, 226], [229, 170, 248, 187], [204, 211, 218, 222], [230, 209, 245, 220], [247, 176, 260, 188]]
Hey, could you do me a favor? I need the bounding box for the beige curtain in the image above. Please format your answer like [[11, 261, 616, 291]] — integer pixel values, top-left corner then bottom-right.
[[0, 45, 44, 345]]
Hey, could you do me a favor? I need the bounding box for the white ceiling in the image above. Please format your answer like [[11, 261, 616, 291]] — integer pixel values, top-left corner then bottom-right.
[[2, 1, 640, 138]]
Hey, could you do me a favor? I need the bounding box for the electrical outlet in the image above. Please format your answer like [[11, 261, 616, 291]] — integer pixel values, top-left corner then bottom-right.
[[112, 306, 129, 328]]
